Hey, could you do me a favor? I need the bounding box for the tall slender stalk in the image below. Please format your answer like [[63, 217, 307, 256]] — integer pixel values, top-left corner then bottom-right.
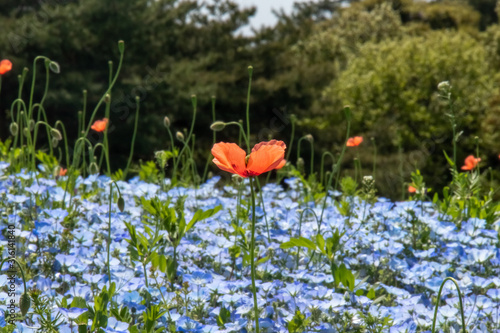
[[249, 176, 260, 333], [431, 277, 466, 333], [245, 67, 253, 153], [123, 96, 140, 179]]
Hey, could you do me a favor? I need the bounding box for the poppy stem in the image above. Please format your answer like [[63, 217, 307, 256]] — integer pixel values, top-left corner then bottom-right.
[[431, 277, 466, 333], [245, 67, 253, 153], [123, 96, 140, 180], [249, 176, 260, 333]]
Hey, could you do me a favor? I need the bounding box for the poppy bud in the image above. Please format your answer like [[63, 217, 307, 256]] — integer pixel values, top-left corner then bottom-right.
[[191, 94, 197, 109], [20, 293, 30, 316], [51, 137, 59, 148], [104, 94, 111, 104], [88, 162, 99, 175], [50, 128, 62, 141], [28, 119, 35, 132], [210, 121, 226, 132], [305, 134, 313, 143], [117, 196, 125, 212], [118, 40, 125, 54], [49, 61, 60, 74], [248, 65, 253, 76], [9, 122, 18, 136], [22, 127, 29, 137], [176, 131, 184, 142], [163, 116, 170, 128], [297, 157, 305, 174]]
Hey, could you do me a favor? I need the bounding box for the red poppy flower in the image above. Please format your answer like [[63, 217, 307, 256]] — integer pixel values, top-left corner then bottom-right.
[[212, 140, 286, 178], [346, 136, 363, 147], [91, 118, 108, 132], [0, 59, 12, 75], [59, 168, 67, 176], [408, 185, 416, 193], [461, 155, 481, 171]]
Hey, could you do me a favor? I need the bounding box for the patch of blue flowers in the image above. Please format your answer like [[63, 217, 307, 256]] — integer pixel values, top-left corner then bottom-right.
[[1, 163, 500, 332]]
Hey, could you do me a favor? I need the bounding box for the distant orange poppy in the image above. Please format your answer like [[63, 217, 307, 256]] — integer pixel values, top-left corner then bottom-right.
[[0, 59, 12, 75], [212, 140, 286, 178], [408, 185, 416, 193], [59, 168, 67, 176], [346, 136, 363, 147], [461, 155, 481, 171], [91, 118, 108, 132]]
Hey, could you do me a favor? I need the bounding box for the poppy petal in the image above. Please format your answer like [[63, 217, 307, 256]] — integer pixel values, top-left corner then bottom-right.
[[211, 142, 247, 177], [252, 139, 286, 152], [246, 142, 285, 176]]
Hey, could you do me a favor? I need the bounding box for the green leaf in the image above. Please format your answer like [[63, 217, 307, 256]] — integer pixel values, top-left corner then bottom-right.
[[367, 288, 376, 300], [280, 237, 317, 251], [256, 256, 270, 266], [187, 205, 222, 232], [316, 233, 326, 255]]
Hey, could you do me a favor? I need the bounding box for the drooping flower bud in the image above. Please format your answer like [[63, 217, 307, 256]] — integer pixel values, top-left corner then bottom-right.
[[176, 131, 185, 142], [88, 162, 99, 175], [50, 128, 62, 141], [49, 61, 60, 74], [304, 134, 314, 143], [117, 196, 125, 212], [163, 116, 170, 128], [9, 122, 18, 136], [51, 137, 59, 148], [210, 121, 226, 132], [20, 293, 31, 317], [28, 119, 35, 132]]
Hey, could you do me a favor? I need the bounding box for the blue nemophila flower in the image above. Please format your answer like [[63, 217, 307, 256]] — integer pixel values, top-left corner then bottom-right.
[[56, 307, 88, 320], [185, 271, 213, 286], [177, 316, 203, 332], [104, 317, 129, 333]]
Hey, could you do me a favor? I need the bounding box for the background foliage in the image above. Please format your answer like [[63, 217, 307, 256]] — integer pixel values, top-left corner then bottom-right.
[[1, 0, 499, 198]]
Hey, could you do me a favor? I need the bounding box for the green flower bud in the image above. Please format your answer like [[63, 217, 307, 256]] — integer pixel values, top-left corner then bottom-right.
[[176, 131, 185, 142], [305, 134, 313, 143], [49, 61, 60, 74], [22, 127, 29, 137], [210, 121, 226, 132], [117, 196, 125, 212], [163, 116, 170, 128], [118, 40, 125, 53], [28, 119, 35, 132], [20, 293, 31, 317], [88, 162, 99, 175], [50, 128, 62, 141], [9, 122, 18, 136], [51, 137, 59, 148]]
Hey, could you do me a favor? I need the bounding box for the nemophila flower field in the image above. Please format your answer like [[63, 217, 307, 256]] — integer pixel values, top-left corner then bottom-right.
[[0, 42, 500, 333]]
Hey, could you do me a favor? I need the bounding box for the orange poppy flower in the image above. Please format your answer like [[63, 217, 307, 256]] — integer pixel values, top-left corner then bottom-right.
[[212, 140, 286, 178], [59, 168, 67, 176], [408, 185, 416, 193], [0, 59, 12, 75], [461, 155, 481, 171], [91, 118, 108, 132], [346, 136, 363, 147]]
